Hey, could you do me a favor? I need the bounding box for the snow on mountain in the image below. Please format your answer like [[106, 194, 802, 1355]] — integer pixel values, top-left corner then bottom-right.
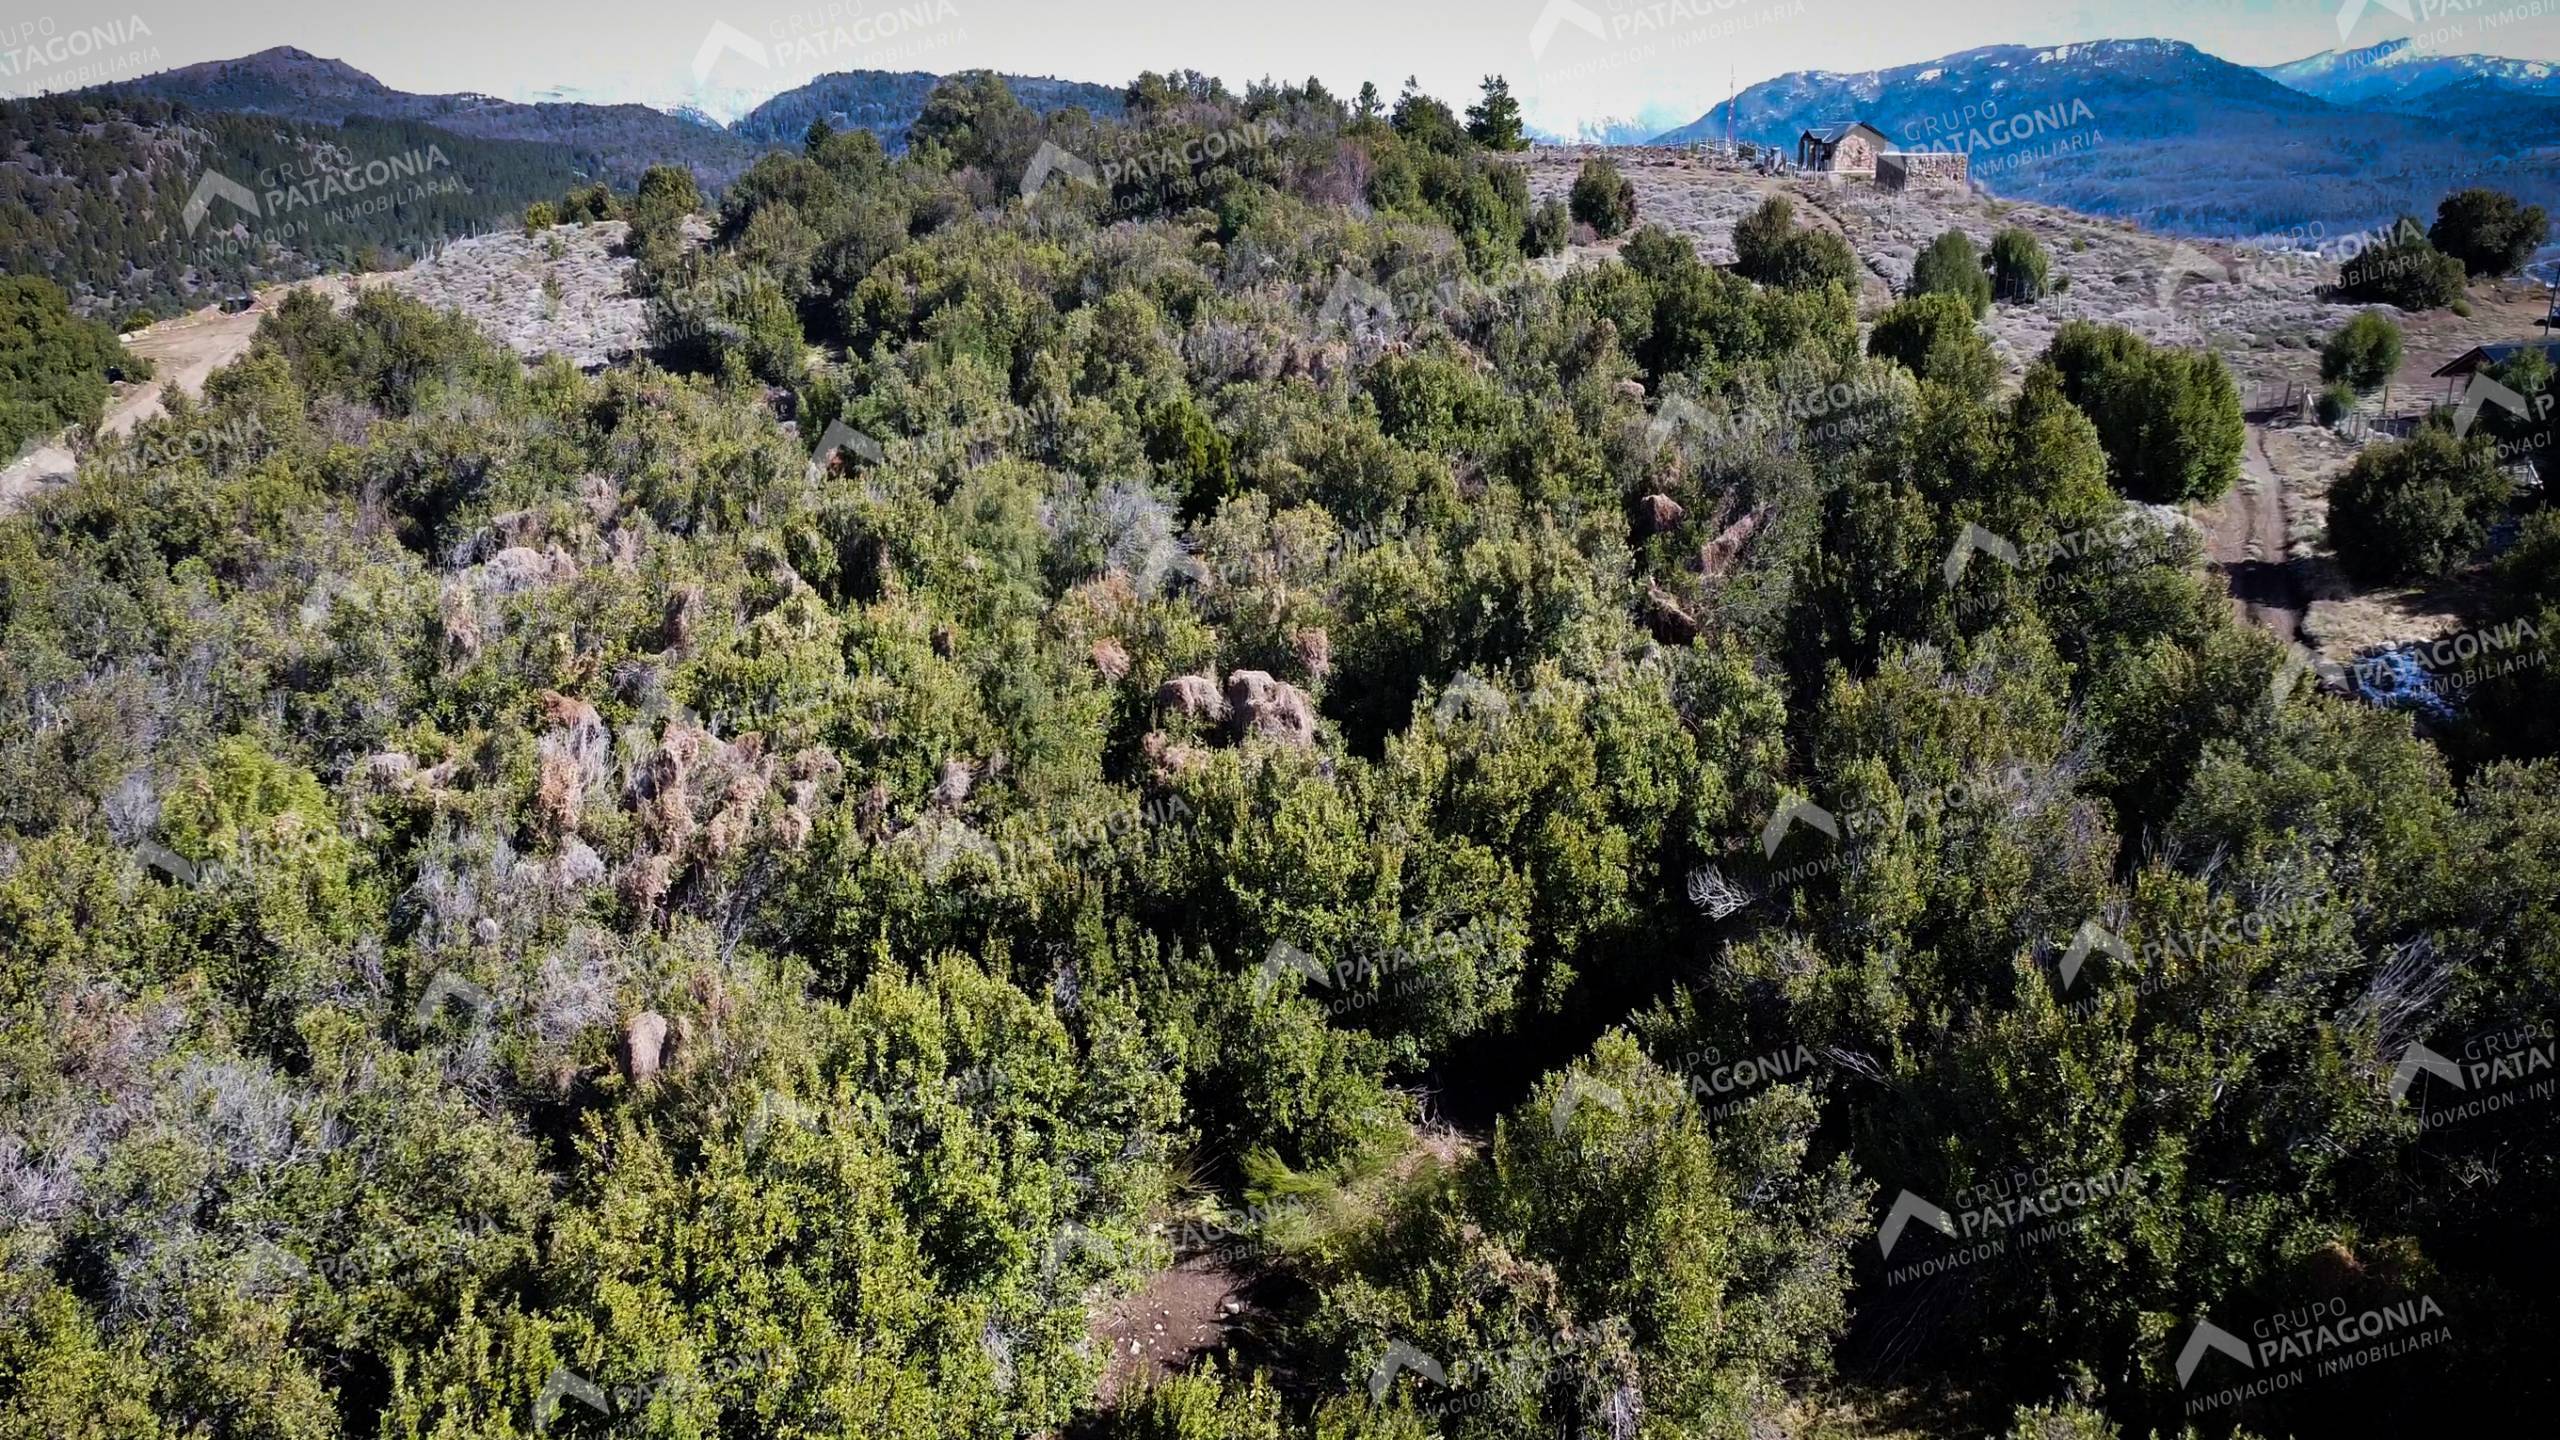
[[2255, 37, 2560, 108]]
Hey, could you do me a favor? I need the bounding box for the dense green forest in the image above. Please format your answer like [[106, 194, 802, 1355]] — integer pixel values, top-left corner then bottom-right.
[[3, 66, 2557, 1440], [0, 277, 147, 458], [0, 93, 583, 318]]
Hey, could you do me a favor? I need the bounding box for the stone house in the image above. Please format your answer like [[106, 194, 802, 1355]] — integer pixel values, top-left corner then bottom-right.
[[1796, 122, 1890, 176]]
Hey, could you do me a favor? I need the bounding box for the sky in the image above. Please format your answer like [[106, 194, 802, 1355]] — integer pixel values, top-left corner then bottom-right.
[[10, 0, 2560, 134]]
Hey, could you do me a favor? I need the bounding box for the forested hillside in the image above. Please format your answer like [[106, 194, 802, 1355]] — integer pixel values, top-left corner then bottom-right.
[[0, 92, 582, 318], [728, 66, 1125, 149], [117, 47, 762, 190], [3, 63, 2557, 1440]]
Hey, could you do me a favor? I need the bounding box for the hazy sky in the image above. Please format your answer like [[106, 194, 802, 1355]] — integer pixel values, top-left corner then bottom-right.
[[13, 0, 2560, 132]]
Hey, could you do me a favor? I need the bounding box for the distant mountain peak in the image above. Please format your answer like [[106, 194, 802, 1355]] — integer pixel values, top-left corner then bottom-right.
[[188, 46, 376, 82], [2256, 39, 2560, 107]]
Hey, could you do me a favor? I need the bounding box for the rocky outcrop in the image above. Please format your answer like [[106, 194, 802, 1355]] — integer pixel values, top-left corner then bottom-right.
[[1158, 674, 1229, 722], [1225, 670, 1318, 747], [1644, 581, 1699, 645], [623, 1010, 669, 1084], [1292, 628, 1332, 682]]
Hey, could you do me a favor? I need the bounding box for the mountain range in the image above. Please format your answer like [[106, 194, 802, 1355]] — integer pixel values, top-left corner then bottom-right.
[[113, 48, 762, 189], [106, 47, 1123, 189], [2252, 36, 2560, 109], [1647, 38, 2560, 237]]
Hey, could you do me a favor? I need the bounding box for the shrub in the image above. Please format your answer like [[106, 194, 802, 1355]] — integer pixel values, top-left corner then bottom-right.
[[1733, 195, 1859, 292], [2319, 312, 2403, 390], [2429, 187, 2550, 277], [1568, 157, 1636, 238], [1910, 228, 1991, 318], [522, 201, 556, 233], [2326, 423, 2514, 583], [1868, 292, 1998, 396], [1731, 194, 1795, 279], [2317, 380, 2357, 425], [1988, 227, 2050, 303], [1524, 198, 1571, 257], [2044, 320, 2245, 503], [1145, 396, 1236, 518], [2334, 217, 2468, 309], [551, 184, 618, 223]]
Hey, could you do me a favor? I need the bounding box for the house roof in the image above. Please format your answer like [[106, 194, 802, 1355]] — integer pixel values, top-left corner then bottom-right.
[[1801, 121, 1891, 147], [2433, 340, 2560, 378]]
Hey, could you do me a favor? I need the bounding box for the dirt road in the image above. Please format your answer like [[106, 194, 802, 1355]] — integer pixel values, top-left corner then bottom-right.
[[106, 274, 373, 436], [2, 274, 376, 513], [2204, 421, 2306, 643]]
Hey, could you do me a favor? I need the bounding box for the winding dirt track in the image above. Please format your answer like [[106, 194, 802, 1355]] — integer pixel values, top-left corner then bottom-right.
[[2204, 420, 2304, 644], [106, 274, 373, 436], [2, 274, 375, 513]]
